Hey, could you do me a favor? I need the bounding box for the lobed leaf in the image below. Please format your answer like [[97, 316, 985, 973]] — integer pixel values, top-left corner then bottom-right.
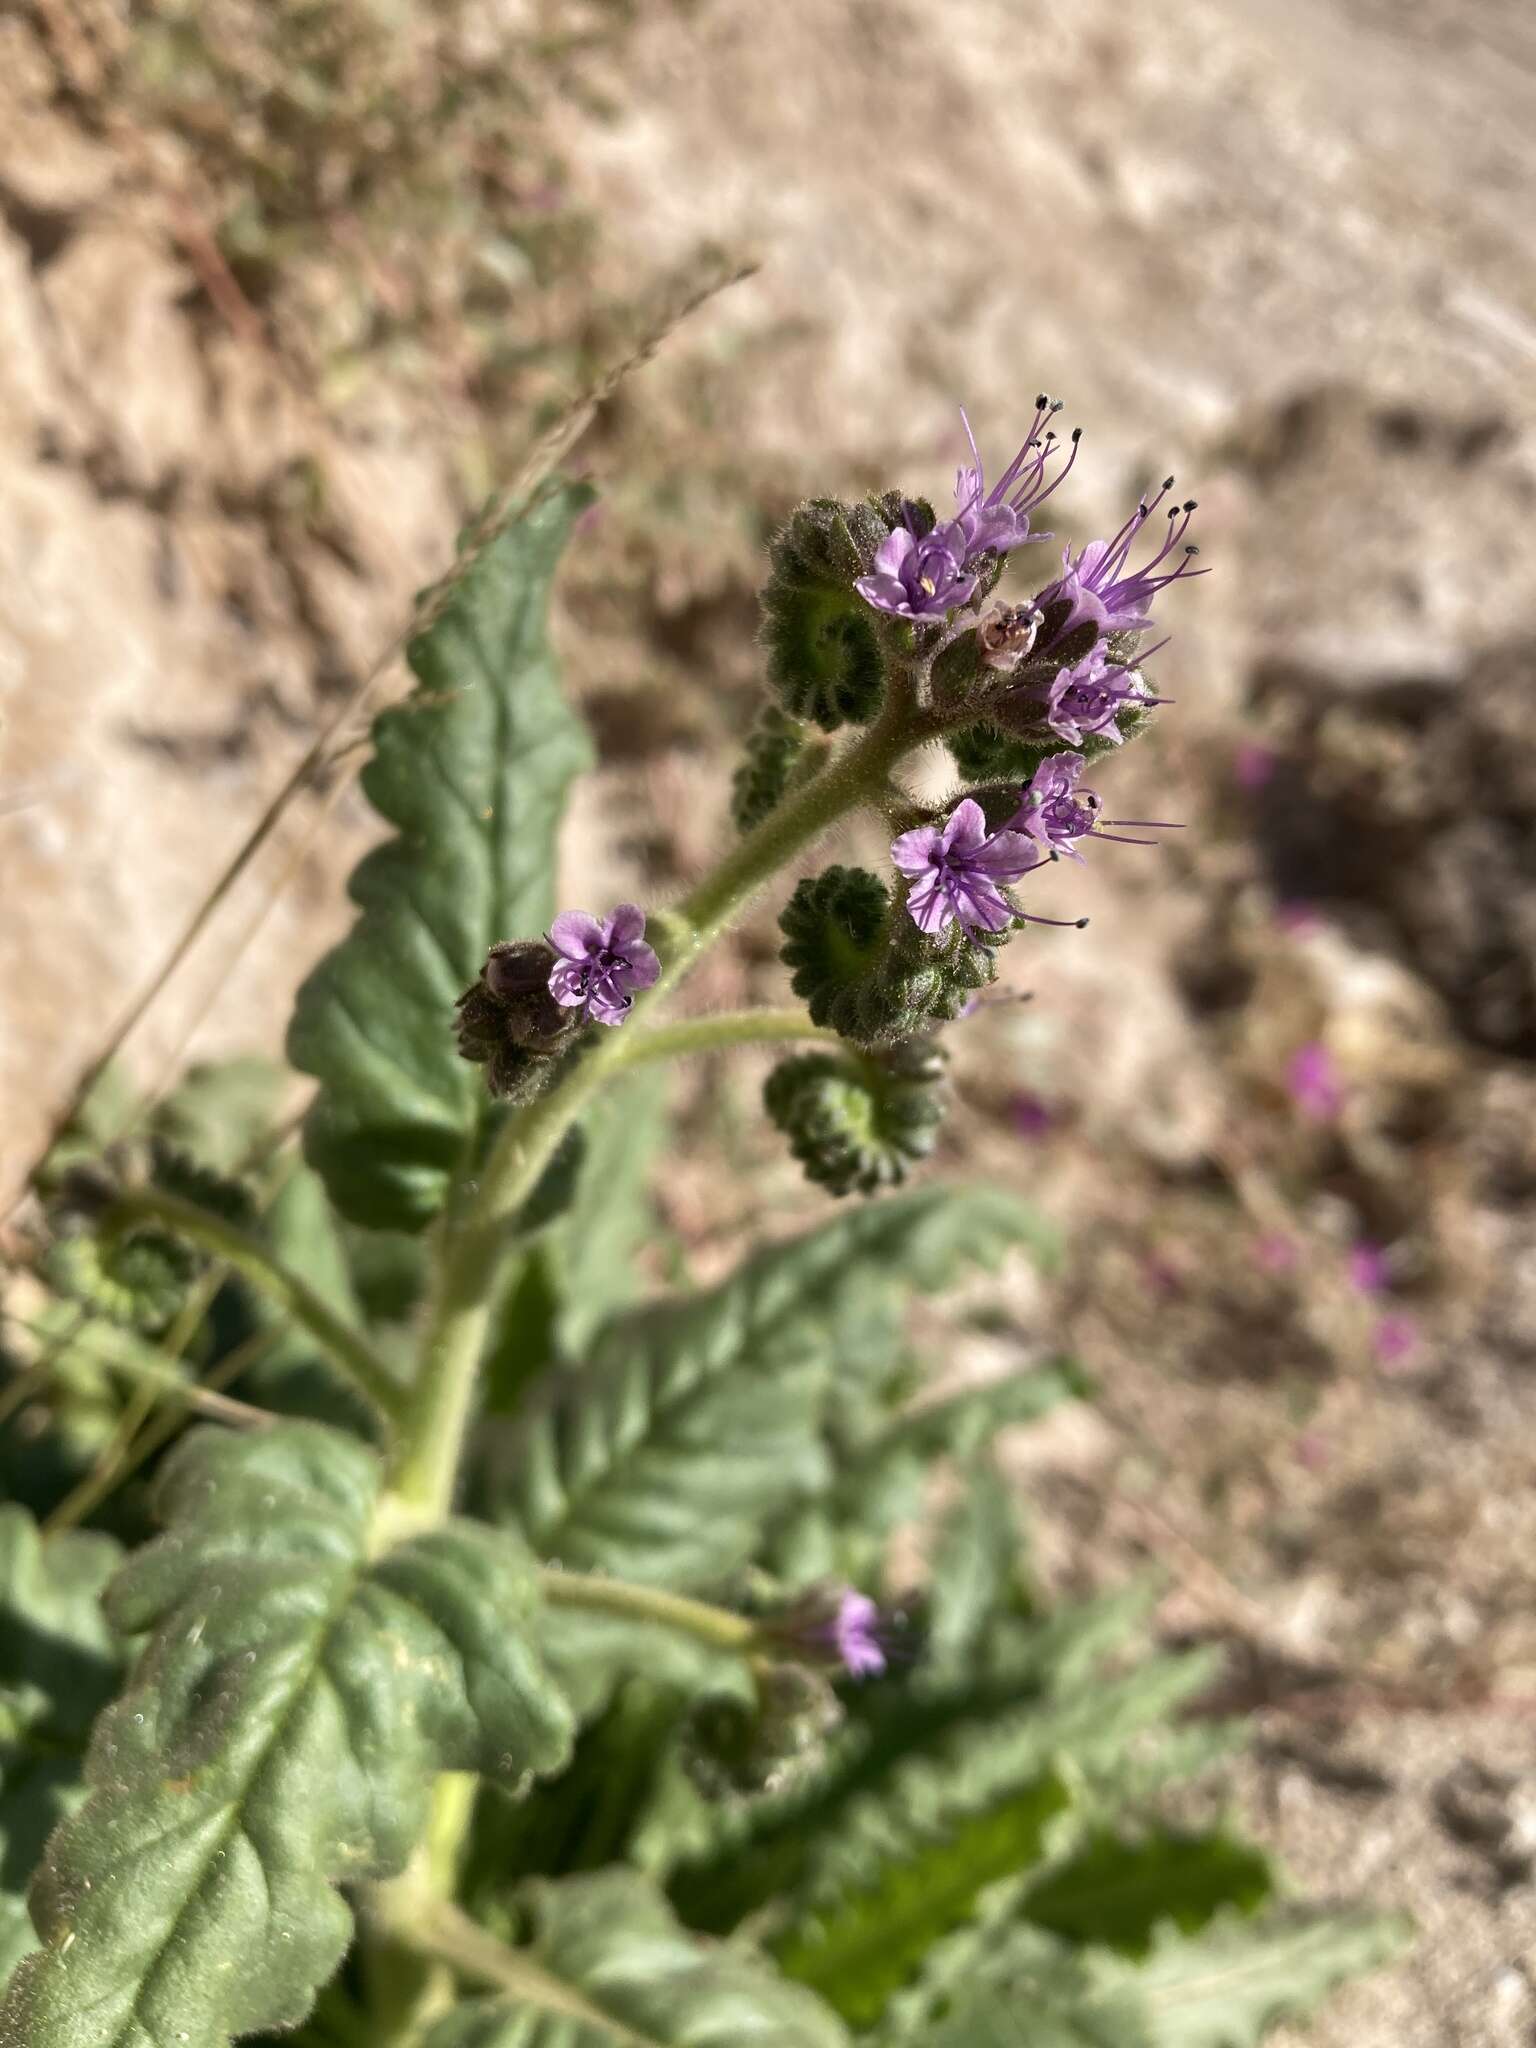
[[1023, 1829, 1272, 1956], [0, 1511, 124, 1986], [1108, 1906, 1412, 2048], [493, 1187, 1042, 1593], [287, 486, 594, 1232], [422, 1870, 847, 2048], [772, 1770, 1073, 2027], [0, 1424, 573, 2048]]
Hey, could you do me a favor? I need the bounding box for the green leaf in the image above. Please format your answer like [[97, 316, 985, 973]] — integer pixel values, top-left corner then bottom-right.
[[423, 1871, 847, 2048], [893, 1359, 1091, 1462], [772, 1770, 1073, 2028], [233, 1164, 382, 1436], [1024, 1830, 1273, 1956], [1107, 1907, 1411, 2048], [481, 1072, 669, 1419], [287, 486, 594, 1232], [668, 1609, 1219, 1938], [923, 1464, 1027, 1677], [886, 1929, 1155, 2048], [150, 1059, 287, 1176], [492, 1188, 1040, 1591], [0, 1510, 124, 1985], [0, 1423, 573, 2048]]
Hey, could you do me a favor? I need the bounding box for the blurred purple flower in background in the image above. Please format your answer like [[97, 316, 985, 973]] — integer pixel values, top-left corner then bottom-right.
[[1286, 1041, 1344, 1122], [1373, 1313, 1419, 1372], [1348, 1242, 1391, 1296]]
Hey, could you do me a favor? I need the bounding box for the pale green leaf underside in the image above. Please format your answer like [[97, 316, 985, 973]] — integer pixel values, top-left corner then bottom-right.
[[423, 1870, 847, 2048], [0, 1510, 123, 1987], [496, 1187, 1042, 1593], [287, 486, 595, 1232], [0, 1425, 573, 2048]]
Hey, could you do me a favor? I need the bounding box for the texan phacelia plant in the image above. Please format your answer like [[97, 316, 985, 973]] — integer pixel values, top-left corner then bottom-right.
[[0, 398, 1405, 2048]]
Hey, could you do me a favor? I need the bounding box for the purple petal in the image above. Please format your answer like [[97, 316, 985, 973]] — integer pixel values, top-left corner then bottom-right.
[[856, 573, 917, 616], [549, 911, 603, 962], [619, 940, 660, 991], [950, 872, 1014, 933], [585, 990, 631, 1027], [969, 827, 1040, 883], [604, 902, 648, 952], [871, 526, 917, 577], [548, 960, 590, 1008], [890, 824, 943, 878], [939, 798, 989, 856], [904, 871, 954, 935]]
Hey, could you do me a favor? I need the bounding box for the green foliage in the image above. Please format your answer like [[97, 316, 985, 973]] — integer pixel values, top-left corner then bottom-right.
[[1116, 1907, 1412, 2046], [764, 1042, 947, 1197], [287, 487, 594, 1232], [771, 1770, 1073, 2027], [422, 1871, 848, 2048], [0, 1511, 124, 1982], [0, 1424, 573, 2048], [731, 705, 811, 833], [761, 500, 891, 731], [480, 1072, 670, 1419], [491, 1188, 1041, 1593], [1024, 1830, 1273, 1956]]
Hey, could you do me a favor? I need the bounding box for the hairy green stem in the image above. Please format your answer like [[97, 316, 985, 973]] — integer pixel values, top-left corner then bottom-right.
[[379, 1896, 650, 2045], [540, 1566, 760, 1651], [11, 1314, 273, 1431], [103, 1186, 406, 1426], [390, 702, 924, 1517]]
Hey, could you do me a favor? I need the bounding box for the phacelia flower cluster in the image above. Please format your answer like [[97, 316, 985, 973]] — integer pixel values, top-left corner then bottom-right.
[[864, 402, 1203, 941]]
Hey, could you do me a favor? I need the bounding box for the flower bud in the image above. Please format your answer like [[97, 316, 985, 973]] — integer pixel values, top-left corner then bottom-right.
[[764, 1040, 947, 1197], [778, 866, 998, 1048], [760, 499, 891, 731], [681, 1663, 841, 1799], [731, 705, 809, 834], [455, 941, 577, 1101]]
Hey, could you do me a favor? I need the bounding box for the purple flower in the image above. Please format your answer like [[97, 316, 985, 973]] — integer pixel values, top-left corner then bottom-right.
[[891, 797, 1040, 938], [1373, 1313, 1418, 1372], [831, 1591, 888, 1679], [1287, 1041, 1344, 1122], [1347, 1242, 1391, 1296], [1009, 1090, 1053, 1139], [547, 903, 660, 1026], [1035, 478, 1206, 641], [952, 397, 1078, 558], [1235, 742, 1276, 791], [1011, 752, 1183, 859], [1044, 650, 1145, 747], [856, 399, 1078, 622], [856, 518, 978, 621], [1012, 753, 1099, 860]]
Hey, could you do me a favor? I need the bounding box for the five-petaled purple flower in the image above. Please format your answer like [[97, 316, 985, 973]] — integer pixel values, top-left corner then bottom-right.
[[547, 903, 660, 1026], [1044, 650, 1147, 747], [856, 400, 1079, 622], [856, 518, 980, 622], [891, 798, 1040, 938], [1011, 753, 1182, 860], [831, 1591, 888, 1679], [1034, 477, 1206, 642]]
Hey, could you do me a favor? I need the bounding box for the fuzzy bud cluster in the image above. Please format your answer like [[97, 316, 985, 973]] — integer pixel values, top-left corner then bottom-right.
[[454, 939, 577, 1102], [764, 1038, 947, 1197]]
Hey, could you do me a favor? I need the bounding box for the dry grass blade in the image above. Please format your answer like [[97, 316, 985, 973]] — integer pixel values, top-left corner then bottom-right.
[[4, 249, 757, 1221]]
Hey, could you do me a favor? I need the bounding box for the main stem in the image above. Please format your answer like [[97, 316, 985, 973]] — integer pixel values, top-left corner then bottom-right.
[[388, 699, 922, 1516]]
